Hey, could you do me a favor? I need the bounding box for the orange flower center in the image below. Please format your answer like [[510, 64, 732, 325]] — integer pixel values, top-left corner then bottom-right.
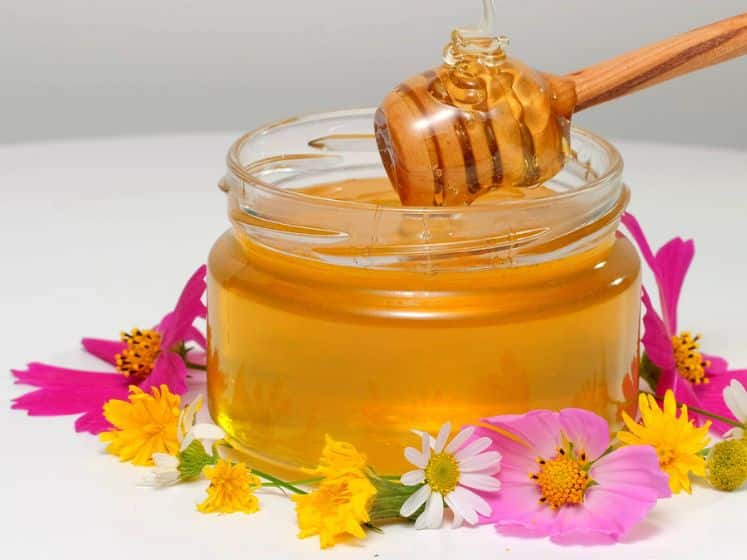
[[530, 447, 590, 509], [672, 332, 710, 385], [656, 446, 676, 468], [116, 328, 162, 381]]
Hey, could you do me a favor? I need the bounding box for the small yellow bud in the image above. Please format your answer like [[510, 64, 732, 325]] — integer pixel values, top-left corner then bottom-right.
[[707, 440, 747, 492]]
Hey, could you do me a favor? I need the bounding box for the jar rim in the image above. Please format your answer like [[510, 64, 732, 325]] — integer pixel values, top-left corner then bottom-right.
[[225, 107, 624, 214]]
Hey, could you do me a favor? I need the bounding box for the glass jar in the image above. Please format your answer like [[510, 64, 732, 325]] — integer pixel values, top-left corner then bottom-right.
[[207, 108, 640, 476]]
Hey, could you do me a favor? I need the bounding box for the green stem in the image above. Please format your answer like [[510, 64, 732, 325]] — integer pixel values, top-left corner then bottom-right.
[[263, 477, 323, 488], [646, 392, 743, 428], [184, 360, 207, 371], [287, 477, 323, 486], [252, 469, 308, 495], [682, 404, 743, 428]]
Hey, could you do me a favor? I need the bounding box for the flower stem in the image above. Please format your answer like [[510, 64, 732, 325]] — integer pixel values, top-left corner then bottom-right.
[[683, 404, 743, 428], [262, 477, 322, 488], [646, 392, 743, 428], [252, 469, 308, 495], [184, 360, 207, 371]]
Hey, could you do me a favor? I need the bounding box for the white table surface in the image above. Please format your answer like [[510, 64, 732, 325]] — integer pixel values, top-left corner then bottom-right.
[[1, 133, 745, 559]]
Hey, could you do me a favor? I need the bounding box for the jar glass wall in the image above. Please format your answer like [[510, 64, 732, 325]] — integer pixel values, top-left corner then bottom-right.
[[207, 109, 640, 476]]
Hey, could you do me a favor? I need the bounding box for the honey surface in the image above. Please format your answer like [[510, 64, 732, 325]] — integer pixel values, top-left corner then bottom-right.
[[207, 179, 640, 475]]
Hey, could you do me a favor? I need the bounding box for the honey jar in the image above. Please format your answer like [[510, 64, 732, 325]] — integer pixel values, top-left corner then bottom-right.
[[207, 109, 640, 476]]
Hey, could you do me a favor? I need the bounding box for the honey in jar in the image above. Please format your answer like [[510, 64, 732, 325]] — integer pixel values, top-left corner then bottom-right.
[[206, 111, 640, 476]]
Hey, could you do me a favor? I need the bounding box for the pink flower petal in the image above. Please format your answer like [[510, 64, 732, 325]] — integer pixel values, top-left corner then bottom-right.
[[703, 354, 730, 375], [185, 349, 207, 368], [11, 363, 129, 434], [479, 410, 562, 460], [542, 446, 669, 545], [558, 409, 611, 461], [481, 482, 556, 537], [157, 265, 207, 348], [620, 213, 694, 334], [470, 426, 536, 475], [641, 289, 676, 371], [74, 408, 117, 433], [81, 338, 126, 366], [590, 445, 671, 500], [620, 213, 659, 277], [653, 237, 694, 335], [140, 351, 187, 394], [183, 325, 207, 350]]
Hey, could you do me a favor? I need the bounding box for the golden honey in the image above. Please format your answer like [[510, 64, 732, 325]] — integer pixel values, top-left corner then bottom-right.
[[207, 117, 640, 476]]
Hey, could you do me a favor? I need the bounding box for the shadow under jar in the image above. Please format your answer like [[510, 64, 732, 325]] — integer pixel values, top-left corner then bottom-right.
[[207, 108, 641, 477]]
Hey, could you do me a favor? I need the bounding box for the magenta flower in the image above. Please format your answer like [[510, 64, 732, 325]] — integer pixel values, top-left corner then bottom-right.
[[621, 213, 747, 432], [473, 409, 670, 545], [12, 266, 207, 434]]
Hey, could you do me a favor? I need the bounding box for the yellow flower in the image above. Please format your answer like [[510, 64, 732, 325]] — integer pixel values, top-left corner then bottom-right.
[[100, 385, 181, 466], [197, 459, 261, 514], [313, 435, 369, 479], [293, 473, 377, 549], [618, 390, 710, 494]]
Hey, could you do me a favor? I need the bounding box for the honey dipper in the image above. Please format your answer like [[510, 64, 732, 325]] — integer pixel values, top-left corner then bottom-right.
[[375, 3, 747, 206]]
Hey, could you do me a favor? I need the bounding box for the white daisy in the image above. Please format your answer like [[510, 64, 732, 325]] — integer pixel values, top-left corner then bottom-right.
[[723, 380, 747, 439], [399, 422, 502, 529], [142, 453, 181, 487]]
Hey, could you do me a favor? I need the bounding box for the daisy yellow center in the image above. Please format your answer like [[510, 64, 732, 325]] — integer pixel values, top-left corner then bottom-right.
[[672, 332, 710, 385], [116, 328, 162, 380], [531, 448, 590, 510], [424, 452, 460, 495]]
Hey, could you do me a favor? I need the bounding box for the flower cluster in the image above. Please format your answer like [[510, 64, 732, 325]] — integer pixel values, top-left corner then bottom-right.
[[12, 266, 207, 433], [9, 213, 747, 551], [621, 214, 747, 433]]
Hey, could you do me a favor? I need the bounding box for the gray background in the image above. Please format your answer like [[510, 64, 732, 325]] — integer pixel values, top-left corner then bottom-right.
[[1, 0, 745, 148]]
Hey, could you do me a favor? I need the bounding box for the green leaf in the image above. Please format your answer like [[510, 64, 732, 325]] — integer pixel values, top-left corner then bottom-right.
[[640, 353, 662, 390], [367, 474, 421, 522], [178, 440, 218, 480]]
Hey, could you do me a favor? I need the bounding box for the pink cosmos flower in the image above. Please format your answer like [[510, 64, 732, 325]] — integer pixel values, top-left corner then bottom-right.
[[12, 266, 207, 434], [473, 408, 671, 545], [621, 213, 747, 433]]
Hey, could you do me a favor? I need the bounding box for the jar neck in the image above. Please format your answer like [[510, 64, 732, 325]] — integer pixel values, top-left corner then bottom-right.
[[224, 182, 628, 273]]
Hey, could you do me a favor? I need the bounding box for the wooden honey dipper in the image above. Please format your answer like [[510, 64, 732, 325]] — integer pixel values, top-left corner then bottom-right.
[[375, 3, 747, 206]]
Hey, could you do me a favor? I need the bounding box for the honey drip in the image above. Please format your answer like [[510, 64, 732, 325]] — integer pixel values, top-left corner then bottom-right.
[[375, 0, 575, 206]]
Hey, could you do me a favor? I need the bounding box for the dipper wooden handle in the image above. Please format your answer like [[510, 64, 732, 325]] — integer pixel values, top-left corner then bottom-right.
[[563, 13, 747, 112], [376, 13, 747, 207]]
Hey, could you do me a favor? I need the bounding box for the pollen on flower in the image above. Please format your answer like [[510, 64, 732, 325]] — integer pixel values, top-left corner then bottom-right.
[[672, 332, 710, 385], [116, 328, 162, 380], [656, 446, 676, 468], [424, 452, 460, 495], [531, 447, 590, 509]]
